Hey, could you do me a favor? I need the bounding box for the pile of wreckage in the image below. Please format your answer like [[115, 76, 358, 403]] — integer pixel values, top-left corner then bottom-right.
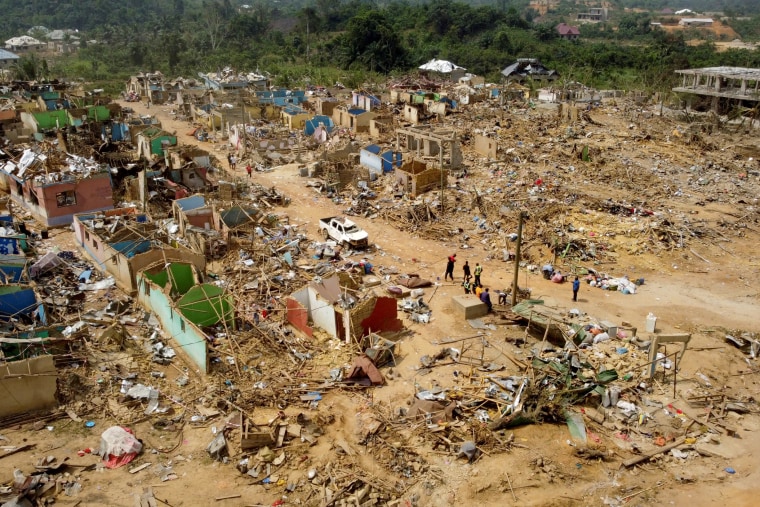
[[1, 66, 758, 504]]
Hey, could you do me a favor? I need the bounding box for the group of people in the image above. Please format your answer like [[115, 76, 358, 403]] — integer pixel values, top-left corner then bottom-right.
[[468, 282, 492, 311], [445, 254, 493, 312], [445, 256, 483, 286]]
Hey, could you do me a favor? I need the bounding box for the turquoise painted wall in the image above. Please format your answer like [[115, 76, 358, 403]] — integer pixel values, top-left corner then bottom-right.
[[136, 275, 208, 373]]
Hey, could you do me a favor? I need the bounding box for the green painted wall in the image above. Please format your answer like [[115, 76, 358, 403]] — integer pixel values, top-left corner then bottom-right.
[[150, 135, 177, 156], [177, 284, 234, 327], [87, 105, 111, 121], [143, 262, 195, 295], [33, 110, 70, 129]]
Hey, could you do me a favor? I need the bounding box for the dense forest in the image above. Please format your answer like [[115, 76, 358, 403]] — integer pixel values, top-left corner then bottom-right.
[[2, 0, 760, 92]]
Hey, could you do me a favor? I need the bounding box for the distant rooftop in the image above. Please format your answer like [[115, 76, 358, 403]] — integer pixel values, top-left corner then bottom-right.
[[0, 49, 20, 60]]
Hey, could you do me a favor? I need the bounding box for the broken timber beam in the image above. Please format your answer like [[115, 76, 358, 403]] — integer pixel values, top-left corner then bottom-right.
[[621, 436, 686, 468]]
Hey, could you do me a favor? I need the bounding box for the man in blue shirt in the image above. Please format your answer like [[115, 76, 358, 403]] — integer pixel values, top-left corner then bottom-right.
[[572, 276, 580, 302], [480, 287, 492, 312]]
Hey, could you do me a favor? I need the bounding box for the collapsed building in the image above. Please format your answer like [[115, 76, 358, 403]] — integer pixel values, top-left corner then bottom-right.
[[0, 147, 114, 227], [0, 59, 758, 507]]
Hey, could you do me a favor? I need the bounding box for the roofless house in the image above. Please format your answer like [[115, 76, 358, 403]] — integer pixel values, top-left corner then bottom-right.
[[673, 67, 760, 115]]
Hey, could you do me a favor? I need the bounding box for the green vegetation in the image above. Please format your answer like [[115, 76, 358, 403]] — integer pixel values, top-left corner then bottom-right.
[[2, 0, 760, 93]]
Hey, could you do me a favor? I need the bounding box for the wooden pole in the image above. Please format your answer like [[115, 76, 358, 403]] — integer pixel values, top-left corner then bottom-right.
[[511, 211, 526, 307]]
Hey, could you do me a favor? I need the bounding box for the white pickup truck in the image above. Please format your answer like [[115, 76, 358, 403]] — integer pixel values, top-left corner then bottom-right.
[[319, 216, 369, 248]]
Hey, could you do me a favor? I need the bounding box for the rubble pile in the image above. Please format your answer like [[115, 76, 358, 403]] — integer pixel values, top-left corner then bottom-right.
[[0, 68, 758, 505]]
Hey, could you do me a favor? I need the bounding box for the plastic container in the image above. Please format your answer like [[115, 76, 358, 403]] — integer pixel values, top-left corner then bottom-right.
[[645, 313, 657, 333]]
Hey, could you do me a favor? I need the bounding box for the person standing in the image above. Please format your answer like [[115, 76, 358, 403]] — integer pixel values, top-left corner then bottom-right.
[[246, 164, 252, 178], [463, 261, 471, 280], [444, 253, 456, 281], [227, 154, 233, 169], [572, 276, 580, 302], [474, 263, 483, 287], [230, 154, 237, 171]]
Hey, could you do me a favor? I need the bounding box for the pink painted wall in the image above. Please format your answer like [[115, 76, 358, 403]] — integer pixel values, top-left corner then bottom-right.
[[360, 296, 403, 337], [286, 297, 313, 338]]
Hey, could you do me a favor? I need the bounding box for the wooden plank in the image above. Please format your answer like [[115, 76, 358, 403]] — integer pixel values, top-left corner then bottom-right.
[[130, 463, 152, 474], [241, 431, 274, 451], [275, 424, 287, 448], [0, 444, 35, 460], [622, 436, 686, 468], [215, 494, 241, 501]]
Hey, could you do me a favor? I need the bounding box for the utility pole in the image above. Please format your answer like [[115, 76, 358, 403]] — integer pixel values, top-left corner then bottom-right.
[[511, 211, 526, 307]]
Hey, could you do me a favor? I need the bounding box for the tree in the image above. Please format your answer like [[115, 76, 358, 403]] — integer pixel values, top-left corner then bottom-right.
[[618, 13, 652, 38], [534, 23, 558, 42], [337, 12, 406, 73], [12, 54, 45, 81], [201, 0, 232, 51]]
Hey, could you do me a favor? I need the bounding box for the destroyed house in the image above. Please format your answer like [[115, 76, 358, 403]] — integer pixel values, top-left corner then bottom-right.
[[352, 91, 381, 111], [135, 127, 177, 160], [369, 116, 393, 139], [73, 207, 206, 294], [304, 115, 335, 137], [137, 261, 235, 374], [394, 159, 447, 197], [126, 73, 164, 102], [216, 204, 261, 242], [164, 146, 215, 191], [333, 106, 376, 133], [0, 204, 32, 284], [672, 67, 760, 112], [501, 58, 558, 84], [395, 126, 462, 171], [360, 144, 402, 177], [172, 195, 227, 259], [313, 97, 339, 116], [418, 58, 467, 82], [200, 70, 268, 90], [36, 91, 70, 112], [0, 221, 32, 283], [1, 149, 114, 227], [287, 275, 402, 341], [0, 355, 57, 418], [0, 284, 43, 324], [20, 110, 71, 132], [254, 89, 307, 106], [280, 105, 310, 130]]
